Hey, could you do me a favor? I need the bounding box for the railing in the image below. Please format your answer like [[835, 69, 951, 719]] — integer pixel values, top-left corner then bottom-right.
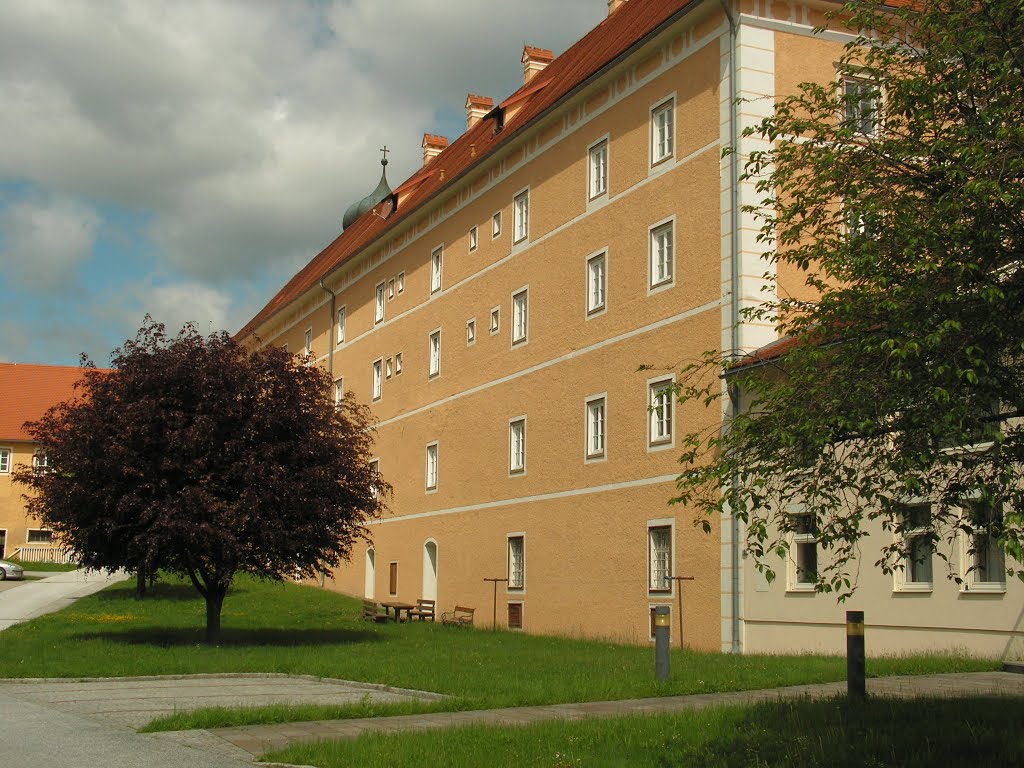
[[10, 546, 77, 564]]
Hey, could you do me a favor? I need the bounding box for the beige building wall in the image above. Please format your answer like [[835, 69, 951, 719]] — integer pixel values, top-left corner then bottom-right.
[[0, 442, 49, 561]]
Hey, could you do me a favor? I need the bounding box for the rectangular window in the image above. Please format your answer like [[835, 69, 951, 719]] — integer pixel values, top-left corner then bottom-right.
[[337, 306, 347, 344], [513, 190, 529, 244], [509, 418, 526, 474], [648, 379, 673, 447], [369, 458, 380, 498], [966, 500, 1005, 587], [425, 442, 438, 491], [334, 378, 344, 407], [0, 447, 10, 474], [512, 288, 528, 346], [431, 246, 443, 294], [32, 451, 50, 473], [388, 278, 395, 299], [844, 77, 879, 137], [389, 561, 398, 596], [395, 353, 403, 375], [469, 226, 478, 252], [429, 329, 441, 378], [492, 211, 502, 238], [304, 328, 313, 357], [27, 529, 53, 544], [372, 359, 383, 401], [587, 252, 606, 314], [397, 272, 405, 294], [586, 396, 606, 460], [589, 138, 608, 199], [467, 319, 476, 346], [385, 357, 393, 379], [791, 513, 818, 587], [374, 282, 385, 324], [507, 602, 523, 629], [900, 503, 933, 587], [651, 98, 675, 164], [490, 307, 500, 335], [648, 525, 671, 592], [508, 535, 525, 589], [650, 221, 674, 289]]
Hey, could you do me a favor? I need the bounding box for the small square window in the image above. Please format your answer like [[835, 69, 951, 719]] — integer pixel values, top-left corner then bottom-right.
[[467, 319, 476, 346], [429, 330, 441, 378], [425, 442, 438, 491], [374, 282, 385, 324], [651, 98, 675, 165], [508, 535, 525, 589], [397, 272, 405, 294], [512, 288, 528, 346], [650, 222, 674, 289], [337, 306, 347, 345], [513, 190, 529, 245], [388, 278, 395, 299], [386, 357, 393, 379], [372, 359, 383, 401], [492, 211, 502, 239], [469, 226, 478, 253], [431, 246, 443, 294], [589, 139, 608, 200], [395, 352, 403, 375], [587, 252, 606, 315], [490, 307, 500, 335], [509, 418, 526, 474]]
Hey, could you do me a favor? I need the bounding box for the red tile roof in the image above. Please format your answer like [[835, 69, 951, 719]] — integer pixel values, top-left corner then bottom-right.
[[236, 0, 701, 341], [0, 363, 93, 441]]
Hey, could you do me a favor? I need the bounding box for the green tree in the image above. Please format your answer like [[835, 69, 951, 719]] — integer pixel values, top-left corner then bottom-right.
[[16, 320, 387, 641], [673, 0, 1024, 594]]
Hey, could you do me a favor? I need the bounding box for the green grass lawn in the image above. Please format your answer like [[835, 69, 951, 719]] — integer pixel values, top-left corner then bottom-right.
[[10, 560, 80, 572], [264, 696, 1024, 768], [0, 575, 996, 730]]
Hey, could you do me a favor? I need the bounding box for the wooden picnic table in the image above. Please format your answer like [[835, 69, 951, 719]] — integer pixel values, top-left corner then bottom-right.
[[380, 600, 415, 623]]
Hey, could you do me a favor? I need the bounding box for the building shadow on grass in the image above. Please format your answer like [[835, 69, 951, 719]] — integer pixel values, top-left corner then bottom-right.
[[72, 627, 383, 647]]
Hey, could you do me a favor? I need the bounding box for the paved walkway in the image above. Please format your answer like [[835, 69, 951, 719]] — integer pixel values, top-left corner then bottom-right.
[[199, 671, 1024, 758], [0, 567, 130, 630]]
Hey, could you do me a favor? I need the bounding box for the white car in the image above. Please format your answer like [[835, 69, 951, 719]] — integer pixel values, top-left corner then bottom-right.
[[0, 560, 25, 580]]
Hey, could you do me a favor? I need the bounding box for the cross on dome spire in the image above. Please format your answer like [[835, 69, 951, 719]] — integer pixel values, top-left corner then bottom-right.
[[380, 145, 389, 166]]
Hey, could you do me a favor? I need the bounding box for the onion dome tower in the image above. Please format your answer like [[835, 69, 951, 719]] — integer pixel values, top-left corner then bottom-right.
[[343, 147, 393, 231]]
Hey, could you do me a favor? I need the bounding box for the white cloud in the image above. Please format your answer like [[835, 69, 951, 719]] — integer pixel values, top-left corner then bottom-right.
[[0, 196, 100, 291]]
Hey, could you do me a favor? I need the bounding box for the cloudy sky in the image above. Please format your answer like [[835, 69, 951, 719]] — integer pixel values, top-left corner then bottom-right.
[[0, 0, 604, 366]]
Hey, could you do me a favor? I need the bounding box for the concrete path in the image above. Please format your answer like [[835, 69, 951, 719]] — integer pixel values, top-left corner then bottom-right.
[[0, 567, 130, 630], [198, 671, 1024, 758]]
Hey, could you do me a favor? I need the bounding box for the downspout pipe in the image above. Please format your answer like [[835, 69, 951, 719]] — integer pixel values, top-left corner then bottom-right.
[[719, 0, 742, 655], [319, 279, 337, 380]]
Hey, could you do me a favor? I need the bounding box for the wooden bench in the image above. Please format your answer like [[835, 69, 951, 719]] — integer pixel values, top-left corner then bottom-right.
[[362, 599, 390, 623], [408, 598, 436, 622], [441, 605, 475, 627]]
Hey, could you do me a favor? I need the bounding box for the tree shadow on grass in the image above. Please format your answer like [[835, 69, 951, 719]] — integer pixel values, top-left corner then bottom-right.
[[72, 627, 384, 648], [92, 583, 204, 602]]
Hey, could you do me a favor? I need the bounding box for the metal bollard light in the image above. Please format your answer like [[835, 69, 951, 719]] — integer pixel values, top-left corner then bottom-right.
[[654, 605, 671, 682], [846, 610, 866, 699]]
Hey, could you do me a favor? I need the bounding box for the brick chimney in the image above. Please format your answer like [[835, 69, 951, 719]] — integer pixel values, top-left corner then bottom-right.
[[522, 46, 554, 84], [465, 94, 494, 130], [422, 134, 449, 166], [608, 0, 628, 15]]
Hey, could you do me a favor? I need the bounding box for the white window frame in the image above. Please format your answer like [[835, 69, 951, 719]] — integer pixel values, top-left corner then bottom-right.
[[786, 506, 818, 592], [509, 416, 527, 476], [388, 278, 395, 299], [650, 95, 675, 167], [372, 358, 383, 402], [385, 357, 393, 379], [469, 226, 478, 253], [647, 374, 675, 451], [369, 458, 380, 499], [647, 519, 674, 596], [511, 286, 528, 347], [961, 499, 1007, 593], [397, 272, 405, 294], [588, 136, 609, 201], [507, 533, 526, 591], [374, 282, 386, 324], [0, 447, 11, 474], [490, 306, 500, 336], [428, 329, 442, 379], [467, 318, 476, 346], [648, 217, 675, 292], [512, 187, 530, 245], [333, 377, 344, 407], [586, 250, 607, 317], [895, 502, 933, 592], [425, 441, 438, 493], [492, 211, 502, 239], [395, 353, 403, 375], [430, 244, 443, 294], [26, 528, 54, 545], [585, 394, 607, 462], [337, 306, 347, 345], [303, 327, 313, 357], [842, 75, 881, 138]]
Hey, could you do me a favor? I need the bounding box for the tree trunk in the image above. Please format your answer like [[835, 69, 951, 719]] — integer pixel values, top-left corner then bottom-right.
[[205, 587, 226, 643], [135, 568, 147, 598]]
